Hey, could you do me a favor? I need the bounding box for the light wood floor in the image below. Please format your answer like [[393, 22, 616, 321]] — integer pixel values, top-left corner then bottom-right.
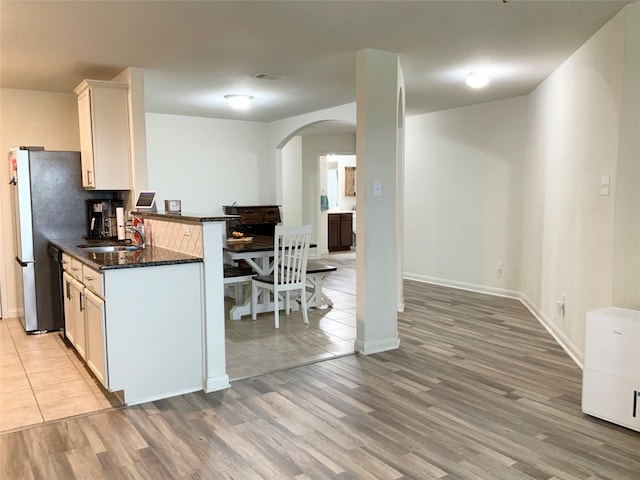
[[2, 280, 639, 479]]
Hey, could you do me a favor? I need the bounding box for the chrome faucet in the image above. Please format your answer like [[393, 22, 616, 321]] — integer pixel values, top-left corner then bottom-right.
[[127, 220, 146, 248]]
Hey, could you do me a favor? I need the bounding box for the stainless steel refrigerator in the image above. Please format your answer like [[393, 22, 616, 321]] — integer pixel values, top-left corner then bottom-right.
[[8, 147, 106, 333]]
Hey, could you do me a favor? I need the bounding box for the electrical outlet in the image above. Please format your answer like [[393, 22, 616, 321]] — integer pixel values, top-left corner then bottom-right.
[[496, 262, 503, 278], [556, 294, 566, 317], [182, 224, 193, 236]]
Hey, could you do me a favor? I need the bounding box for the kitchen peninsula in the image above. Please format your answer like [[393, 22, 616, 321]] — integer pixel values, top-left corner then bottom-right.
[[51, 211, 238, 405], [135, 211, 239, 396]]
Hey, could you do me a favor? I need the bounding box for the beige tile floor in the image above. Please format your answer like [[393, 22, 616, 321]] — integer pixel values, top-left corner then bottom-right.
[[0, 318, 118, 433], [225, 251, 357, 380]]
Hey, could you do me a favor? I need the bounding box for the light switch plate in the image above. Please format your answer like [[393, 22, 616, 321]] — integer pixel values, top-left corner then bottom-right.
[[600, 176, 610, 196], [373, 180, 382, 196]]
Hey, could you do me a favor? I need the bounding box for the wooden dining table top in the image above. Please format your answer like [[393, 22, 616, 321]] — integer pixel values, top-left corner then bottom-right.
[[223, 235, 317, 253], [223, 235, 275, 253]]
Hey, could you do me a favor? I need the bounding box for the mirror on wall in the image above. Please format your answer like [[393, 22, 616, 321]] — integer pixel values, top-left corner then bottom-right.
[[327, 160, 339, 209]]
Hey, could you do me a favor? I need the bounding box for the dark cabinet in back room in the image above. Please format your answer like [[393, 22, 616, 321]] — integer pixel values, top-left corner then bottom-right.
[[223, 205, 281, 237], [328, 212, 353, 252]]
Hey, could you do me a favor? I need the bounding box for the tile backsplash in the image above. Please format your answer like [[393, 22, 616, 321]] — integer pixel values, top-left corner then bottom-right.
[[145, 218, 203, 257]]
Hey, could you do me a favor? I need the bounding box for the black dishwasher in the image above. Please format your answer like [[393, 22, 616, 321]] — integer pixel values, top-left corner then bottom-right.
[[47, 244, 66, 335]]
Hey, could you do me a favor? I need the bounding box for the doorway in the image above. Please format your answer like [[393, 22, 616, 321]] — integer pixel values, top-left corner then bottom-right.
[[318, 154, 356, 257]]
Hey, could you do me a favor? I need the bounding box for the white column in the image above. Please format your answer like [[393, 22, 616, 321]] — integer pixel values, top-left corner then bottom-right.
[[355, 49, 405, 354], [396, 82, 406, 313], [201, 221, 231, 392]]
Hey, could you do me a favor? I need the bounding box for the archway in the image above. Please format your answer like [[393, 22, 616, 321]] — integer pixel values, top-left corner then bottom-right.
[[275, 119, 356, 257]]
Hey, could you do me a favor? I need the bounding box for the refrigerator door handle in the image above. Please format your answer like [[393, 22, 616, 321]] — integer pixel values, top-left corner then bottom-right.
[[15, 256, 32, 267]]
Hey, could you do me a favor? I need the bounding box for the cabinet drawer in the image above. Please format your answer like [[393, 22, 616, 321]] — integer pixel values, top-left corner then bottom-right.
[[238, 208, 262, 223], [82, 265, 104, 298], [261, 207, 281, 223], [67, 257, 84, 280], [61, 253, 73, 272]]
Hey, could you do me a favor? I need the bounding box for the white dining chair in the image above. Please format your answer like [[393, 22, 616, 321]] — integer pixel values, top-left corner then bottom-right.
[[251, 224, 312, 328]]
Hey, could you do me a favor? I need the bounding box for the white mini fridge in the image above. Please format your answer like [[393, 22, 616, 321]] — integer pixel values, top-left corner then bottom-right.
[[582, 307, 640, 432]]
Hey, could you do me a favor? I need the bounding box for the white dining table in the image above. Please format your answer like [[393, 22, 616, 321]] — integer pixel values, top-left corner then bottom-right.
[[223, 235, 318, 320], [223, 236, 280, 320]]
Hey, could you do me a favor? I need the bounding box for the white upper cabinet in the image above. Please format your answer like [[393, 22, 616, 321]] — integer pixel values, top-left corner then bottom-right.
[[74, 80, 131, 190]]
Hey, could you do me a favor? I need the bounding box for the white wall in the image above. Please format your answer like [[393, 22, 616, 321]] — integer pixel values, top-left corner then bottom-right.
[[281, 136, 302, 225], [523, 8, 629, 359], [145, 113, 270, 214], [0, 88, 81, 317], [612, 1, 640, 309], [404, 96, 527, 295]]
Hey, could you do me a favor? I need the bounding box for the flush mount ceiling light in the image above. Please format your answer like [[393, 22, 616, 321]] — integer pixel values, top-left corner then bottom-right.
[[466, 71, 490, 89], [253, 73, 286, 81], [224, 94, 254, 110]]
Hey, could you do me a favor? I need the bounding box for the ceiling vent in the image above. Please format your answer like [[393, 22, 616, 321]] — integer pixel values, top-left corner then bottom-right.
[[253, 73, 286, 81]]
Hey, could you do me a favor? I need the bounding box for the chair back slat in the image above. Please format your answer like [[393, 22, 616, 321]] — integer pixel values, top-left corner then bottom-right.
[[273, 225, 312, 286]]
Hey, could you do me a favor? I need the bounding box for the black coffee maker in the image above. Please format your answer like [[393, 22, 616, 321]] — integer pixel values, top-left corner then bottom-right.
[[87, 199, 123, 238]]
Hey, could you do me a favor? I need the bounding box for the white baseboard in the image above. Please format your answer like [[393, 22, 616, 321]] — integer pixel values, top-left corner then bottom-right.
[[518, 293, 583, 368], [2, 307, 22, 319], [355, 336, 400, 355], [125, 385, 203, 406], [404, 273, 583, 369], [404, 273, 521, 299], [205, 374, 231, 393]]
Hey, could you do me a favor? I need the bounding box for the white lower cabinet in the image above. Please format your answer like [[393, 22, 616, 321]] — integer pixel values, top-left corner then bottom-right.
[[63, 264, 107, 387], [62, 272, 76, 346], [63, 273, 86, 360], [84, 289, 108, 388], [63, 256, 203, 405]]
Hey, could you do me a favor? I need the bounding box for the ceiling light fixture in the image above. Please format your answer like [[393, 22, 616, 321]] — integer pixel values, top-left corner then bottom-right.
[[253, 73, 286, 81], [224, 94, 253, 110], [466, 71, 489, 89]]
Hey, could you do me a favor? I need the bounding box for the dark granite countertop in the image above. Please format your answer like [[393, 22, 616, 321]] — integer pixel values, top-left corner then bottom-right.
[[132, 211, 240, 223], [50, 238, 203, 271]]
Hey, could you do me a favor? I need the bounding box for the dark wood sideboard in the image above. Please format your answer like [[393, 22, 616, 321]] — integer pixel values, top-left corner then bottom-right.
[[328, 212, 353, 252], [223, 205, 281, 237]]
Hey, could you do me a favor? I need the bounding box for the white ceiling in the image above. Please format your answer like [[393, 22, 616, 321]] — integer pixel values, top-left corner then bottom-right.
[[1, 0, 633, 125]]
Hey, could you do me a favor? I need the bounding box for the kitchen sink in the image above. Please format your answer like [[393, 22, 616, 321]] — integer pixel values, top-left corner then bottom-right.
[[77, 245, 140, 253]]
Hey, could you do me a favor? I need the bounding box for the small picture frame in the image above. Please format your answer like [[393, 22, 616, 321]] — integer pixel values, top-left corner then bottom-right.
[[345, 166, 356, 196], [165, 199, 182, 213]]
